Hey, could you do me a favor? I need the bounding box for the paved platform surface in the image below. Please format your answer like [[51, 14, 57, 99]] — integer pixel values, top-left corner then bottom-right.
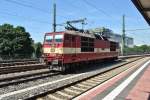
[[74, 59, 150, 100], [126, 65, 150, 100]]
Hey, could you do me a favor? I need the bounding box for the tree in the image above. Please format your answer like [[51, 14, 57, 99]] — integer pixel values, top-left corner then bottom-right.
[[124, 45, 150, 55], [35, 42, 42, 58], [0, 24, 34, 58], [0, 24, 14, 56], [140, 45, 149, 53]]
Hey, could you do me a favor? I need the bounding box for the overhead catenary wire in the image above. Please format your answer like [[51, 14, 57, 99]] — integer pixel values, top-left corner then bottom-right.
[[83, 0, 122, 28], [64, 0, 100, 27], [65, 0, 93, 16], [3, 0, 149, 33], [125, 33, 150, 46], [83, 0, 112, 18], [4, 0, 120, 28], [126, 28, 150, 31], [109, 0, 123, 14], [0, 12, 50, 37], [0, 10, 50, 24], [4, 0, 67, 19], [5, 0, 49, 14], [13, 0, 38, 5]]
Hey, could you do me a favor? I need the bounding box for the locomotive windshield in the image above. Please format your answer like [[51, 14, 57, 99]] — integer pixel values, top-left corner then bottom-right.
[[55, 34, 63, 42], [45, 35, 53, 42]]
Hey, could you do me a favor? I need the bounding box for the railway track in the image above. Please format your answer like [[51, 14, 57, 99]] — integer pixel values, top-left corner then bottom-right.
[[0, 63, 48, 74], [0, 69, 61, 88], [0, 57, 141, 88], [27, 57, 149, 100], [0, 56, 144, 75], [0, 59, 38, 63], [0, 60, 39, 67]]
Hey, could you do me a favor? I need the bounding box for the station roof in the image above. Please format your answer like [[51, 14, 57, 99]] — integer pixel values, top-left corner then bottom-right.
[[132, 0, 150, 25]]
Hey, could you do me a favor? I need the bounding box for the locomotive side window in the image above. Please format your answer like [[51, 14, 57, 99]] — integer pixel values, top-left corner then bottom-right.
[[64, 35, 70, 42], [45, 35, 53, 42], [64, 34, 77, 48], [55, 34, 63, 42], [81, 37, 94, 52], [72, 36, 75, 42]]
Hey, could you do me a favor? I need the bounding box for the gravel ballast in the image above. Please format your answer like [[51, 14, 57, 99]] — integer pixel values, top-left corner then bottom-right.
[[0, 58, 143, 100]]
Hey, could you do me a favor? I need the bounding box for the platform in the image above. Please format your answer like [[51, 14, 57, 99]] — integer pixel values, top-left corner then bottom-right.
[[74, 60, 150, 100]]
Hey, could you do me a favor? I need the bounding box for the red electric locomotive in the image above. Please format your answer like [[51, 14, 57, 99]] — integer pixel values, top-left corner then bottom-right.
[[43, 29, 119, 71]]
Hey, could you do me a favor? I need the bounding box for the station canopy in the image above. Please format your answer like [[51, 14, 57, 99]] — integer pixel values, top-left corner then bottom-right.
[[132, 0, 150, 25]]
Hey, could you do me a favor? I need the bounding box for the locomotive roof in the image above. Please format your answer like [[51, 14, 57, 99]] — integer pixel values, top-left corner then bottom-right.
[[65, 30, 95, 38]]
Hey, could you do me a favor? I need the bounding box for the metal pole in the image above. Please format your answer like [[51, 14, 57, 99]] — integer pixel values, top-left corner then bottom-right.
[[121, 15, 125, 56], [52, 0, 56, 32]]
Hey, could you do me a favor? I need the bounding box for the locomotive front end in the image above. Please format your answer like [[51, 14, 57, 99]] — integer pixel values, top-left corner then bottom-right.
[[43, 32, 64, 66]]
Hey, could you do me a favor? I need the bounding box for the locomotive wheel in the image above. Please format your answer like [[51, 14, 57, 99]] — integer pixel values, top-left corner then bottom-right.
[[49, 65, 53, 70], [60, 65, 66, 72], [66, 64, 72, 73], [60, 64, 71, 73]]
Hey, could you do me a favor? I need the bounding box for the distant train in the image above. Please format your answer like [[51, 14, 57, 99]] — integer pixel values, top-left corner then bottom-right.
[[42, 30, 119, 71]]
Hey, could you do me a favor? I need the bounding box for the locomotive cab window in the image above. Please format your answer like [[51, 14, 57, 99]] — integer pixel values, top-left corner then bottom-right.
[[55, 34, 63, 42], [45, 35, 53, 42]]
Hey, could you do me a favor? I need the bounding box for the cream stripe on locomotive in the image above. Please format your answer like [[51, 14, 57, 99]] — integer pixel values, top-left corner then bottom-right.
[[43, 47, 112, 54], [43, 48, 80, 54], [63, 48, 81, 54], [43, 48, 63, 54], [94, 48, 110, 53]]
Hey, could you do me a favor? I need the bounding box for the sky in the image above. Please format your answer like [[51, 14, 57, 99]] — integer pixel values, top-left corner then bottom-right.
[[0, 0, 150, 45]]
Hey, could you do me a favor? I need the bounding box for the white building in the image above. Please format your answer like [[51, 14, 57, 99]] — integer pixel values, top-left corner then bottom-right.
[[89, 27, 134, 47], [108, 33, 134, 47]]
